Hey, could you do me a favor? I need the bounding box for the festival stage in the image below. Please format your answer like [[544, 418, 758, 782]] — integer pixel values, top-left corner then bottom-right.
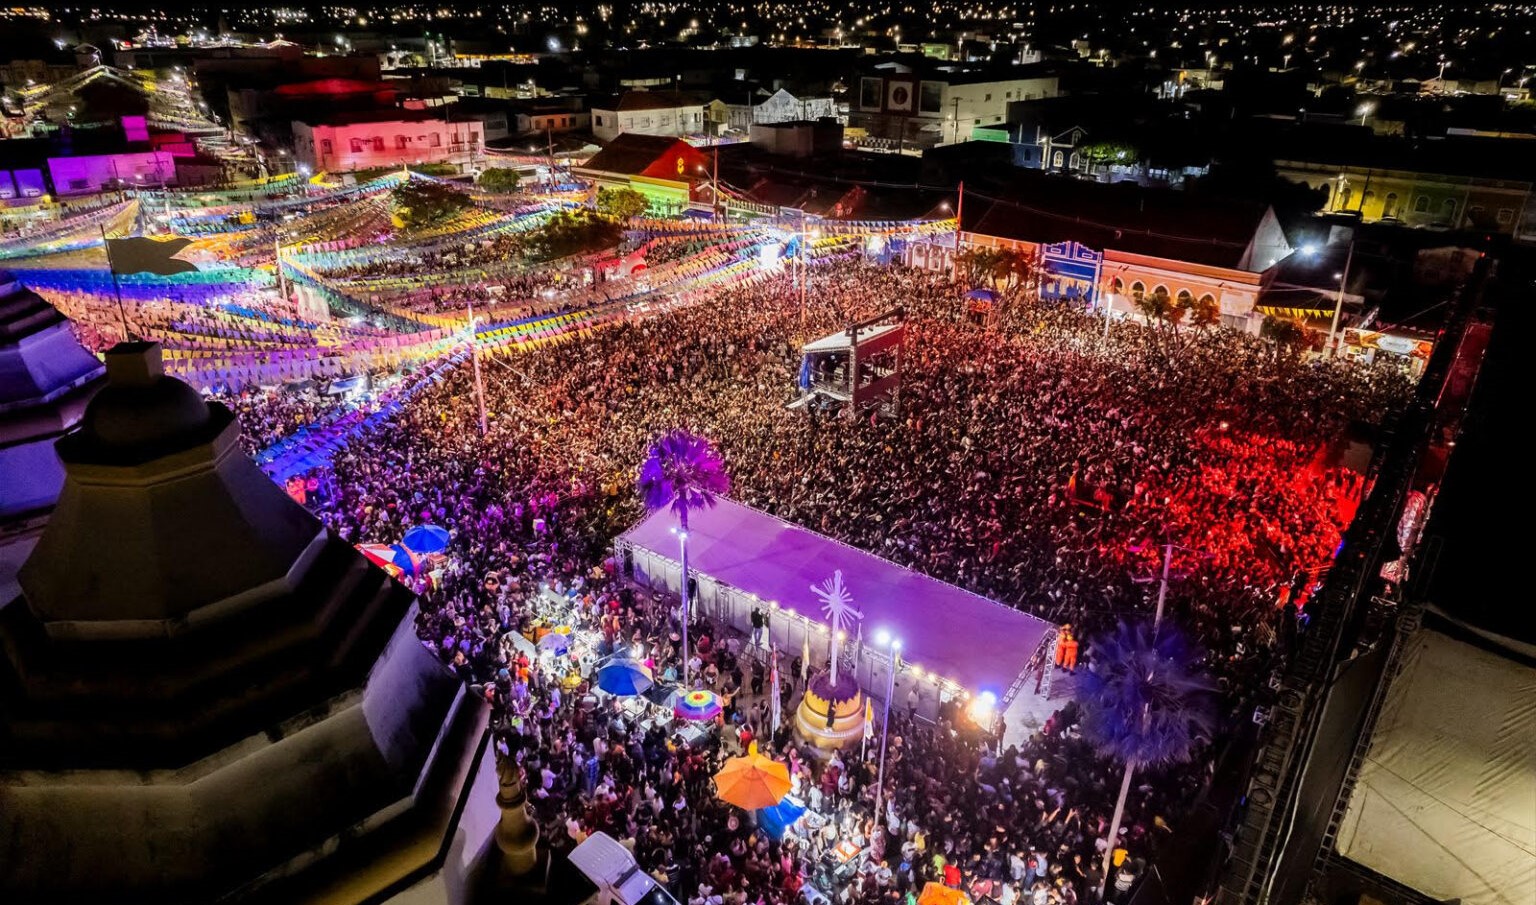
[[617, 497, 1056, 723]]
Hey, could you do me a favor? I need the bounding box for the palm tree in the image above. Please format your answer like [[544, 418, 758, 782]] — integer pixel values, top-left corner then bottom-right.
[[638, 429, 730, 686], [1077, 621, 1217, 899]]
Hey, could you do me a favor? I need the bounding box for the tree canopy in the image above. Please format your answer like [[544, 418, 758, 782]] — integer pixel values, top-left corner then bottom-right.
[[390, 180, 471, 229], [596, 187, 650, 221], [1078, 621, 1217, 769], [526, 209, 623, 259], [478, 167, 522, 192]]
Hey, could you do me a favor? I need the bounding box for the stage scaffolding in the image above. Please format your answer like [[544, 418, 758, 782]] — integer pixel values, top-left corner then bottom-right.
[[791, 307, 905, 418]]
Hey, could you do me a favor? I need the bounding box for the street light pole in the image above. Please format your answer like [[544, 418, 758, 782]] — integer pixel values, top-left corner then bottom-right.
[[874, 635, 901, 823], [1327, 240, 1356, 359]]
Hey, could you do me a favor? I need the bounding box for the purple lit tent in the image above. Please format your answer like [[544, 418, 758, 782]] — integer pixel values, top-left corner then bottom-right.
[[618, 498, 1053, 717]]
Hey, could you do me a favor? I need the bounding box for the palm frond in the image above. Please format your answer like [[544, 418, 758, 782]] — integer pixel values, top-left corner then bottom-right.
[[1076, 621, 1218, 768], [637, 429, 731, 522]]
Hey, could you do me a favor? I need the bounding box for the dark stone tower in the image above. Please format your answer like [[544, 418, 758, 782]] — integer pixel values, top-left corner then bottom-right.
[[0, 342, 488, 904]]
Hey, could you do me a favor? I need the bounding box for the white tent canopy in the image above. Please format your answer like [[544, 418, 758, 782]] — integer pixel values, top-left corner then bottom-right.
[[1335, 629, 1536, 905]]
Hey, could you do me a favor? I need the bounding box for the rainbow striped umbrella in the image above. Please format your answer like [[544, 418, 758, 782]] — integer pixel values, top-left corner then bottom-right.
[[674, 689, 723, 721]]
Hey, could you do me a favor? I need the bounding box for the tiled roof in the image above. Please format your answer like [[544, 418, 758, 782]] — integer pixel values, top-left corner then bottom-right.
[[577, 133, 682, 176]]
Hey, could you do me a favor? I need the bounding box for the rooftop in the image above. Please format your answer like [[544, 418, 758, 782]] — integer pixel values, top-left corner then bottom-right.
[[596, 90, 704, 113], [577, 133, 690, 177], [293, 107, 446, 127], [964, 172, 1274, 270]]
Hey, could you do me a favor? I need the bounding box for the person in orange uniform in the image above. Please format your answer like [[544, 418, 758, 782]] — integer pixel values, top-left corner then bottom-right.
[[1054, 625, 1073, 668]]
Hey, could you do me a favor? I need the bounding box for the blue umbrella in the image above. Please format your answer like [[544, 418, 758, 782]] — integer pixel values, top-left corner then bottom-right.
[[597, 658, 654, 696], [401, 524, 451, 556], [756, 796, 806, 840], [964, 288, 998, 302]]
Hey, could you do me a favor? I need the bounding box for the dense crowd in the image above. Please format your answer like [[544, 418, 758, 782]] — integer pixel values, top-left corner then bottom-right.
[[224, 257, 1413, 905]]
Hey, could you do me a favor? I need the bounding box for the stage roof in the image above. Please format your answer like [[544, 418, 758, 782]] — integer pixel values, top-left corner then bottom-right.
[[1335, 629, 1536, 905], [801, 323, 900, 354], [621, 497, 1053, 697]]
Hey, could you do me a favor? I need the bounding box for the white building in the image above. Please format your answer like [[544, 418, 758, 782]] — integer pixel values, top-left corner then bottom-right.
[[847, 69, 1059, 152], [291, 111, 484, 173], [709, 88, 839, 134], [590, 91, 704, 143]]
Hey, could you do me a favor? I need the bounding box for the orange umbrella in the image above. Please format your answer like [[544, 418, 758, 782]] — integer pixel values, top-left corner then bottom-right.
[[713, 748, 792, 810], [917, 883, 970, 905]]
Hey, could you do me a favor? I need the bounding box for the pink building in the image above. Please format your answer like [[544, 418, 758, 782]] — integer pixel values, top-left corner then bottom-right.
[[47, 151, 175, 195], [291, 110, 484, 174]]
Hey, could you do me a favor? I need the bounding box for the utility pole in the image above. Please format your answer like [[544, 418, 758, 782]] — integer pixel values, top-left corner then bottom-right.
[[951, 96, 961, 144], [467, 299, 488, 435], [951, 181, 964, 289], [712, 136, 721, 219], [799, 218, 809, 333], [1153, 542, 1173, 638], [100, 223, 131, 341], [1327, 240, 1356, 359], [274, 233, 287, 301]]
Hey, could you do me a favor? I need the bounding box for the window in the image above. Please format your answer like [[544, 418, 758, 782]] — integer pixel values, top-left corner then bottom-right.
[[595, 114, 605, 126], [1383, 192, 1398, 218], [985, 92, 992, 102], [1319, 184, 1331, 205], [1338, 187, 1352, 210], [1497, 208, 1514, 224], [1198, 293, 1217, 312], [1177, 289, 1194, 308], [351, 138, 365, 153], [919, 81, 944, 114], [430, 133, 441, 147], [1413, 195, 1429, 213], [859, 77, 882, 110], [1006, 91, 1013, 99], [373, 137, 385, 152], [1362, 190, 1375, 212], [1130, 281, 1145, 303], [395, 135, 409, 150], [470, 131, 479, 144], [1052, 150, 1064, 167], [1111, 278, 1123, 294], [321, 139, 333, 155], [1442, 198, 1457, 220]]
